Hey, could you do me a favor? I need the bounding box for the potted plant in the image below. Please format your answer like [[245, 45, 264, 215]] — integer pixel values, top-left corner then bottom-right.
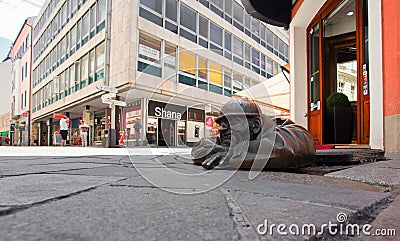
[[324, 92, 353, 144]]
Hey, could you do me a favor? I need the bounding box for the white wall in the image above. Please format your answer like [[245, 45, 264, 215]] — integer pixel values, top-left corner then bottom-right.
[[368, 0, 384, 150], [0, 61, 12, 115]]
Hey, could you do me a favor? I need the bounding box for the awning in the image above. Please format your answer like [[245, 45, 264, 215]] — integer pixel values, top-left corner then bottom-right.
[[240, 0, 292, 28], [0, 131, 9, 136], [233, 71, 290, 117]]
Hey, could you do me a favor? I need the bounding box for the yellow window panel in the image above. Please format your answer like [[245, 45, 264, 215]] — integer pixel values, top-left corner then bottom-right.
[[209, 62, 222, 85], [179, 51, 196, 75]]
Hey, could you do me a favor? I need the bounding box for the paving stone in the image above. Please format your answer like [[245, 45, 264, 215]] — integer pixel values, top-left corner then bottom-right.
[[0, 186, 239, 241], [0, 174, 122, 206], [326, 161, 400, 186]]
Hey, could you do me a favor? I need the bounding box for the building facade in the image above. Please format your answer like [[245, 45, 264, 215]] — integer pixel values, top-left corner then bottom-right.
[[242, 0, 400, 152], [31, 0, 288, 147], [7, 17, 35, 146]]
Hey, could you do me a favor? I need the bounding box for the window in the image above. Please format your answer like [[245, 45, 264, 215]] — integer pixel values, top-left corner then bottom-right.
[[198, 56, 207, 80], [89, 49, 95, 84], [252, 48, 260, 73], [210, 22, 222, 46], [97, 0, 106, 31], [223, 67, 232, 96], [164, 43, 177, 81], [232, 36, 243, 65], [69, 65, 76, 94], [209, 62, 222, 85], [165, 0, 177, 22], [90, 5, 96, 37], [180, 4, 196, 32], [179, 50, 196, 86], [210, 0, 223, 17], [80, 54, 89, 88], [141, 0, 162, 14], [82, 12, 90, 45], [199, 15, 208, 38], [244, 44, 251, 69], [76, 19, 82, 49], [233, 72, 243, 92], [71, 25, 77, 54], [95, 42, 105, 81], [138, 33, 161, 77]]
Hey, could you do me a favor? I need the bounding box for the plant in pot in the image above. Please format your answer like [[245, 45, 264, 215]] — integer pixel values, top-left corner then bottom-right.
[[324, 92, 353, 144]]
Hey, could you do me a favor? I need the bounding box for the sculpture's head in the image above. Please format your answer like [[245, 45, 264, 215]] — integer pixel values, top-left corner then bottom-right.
[[215, 97, 262, 146]]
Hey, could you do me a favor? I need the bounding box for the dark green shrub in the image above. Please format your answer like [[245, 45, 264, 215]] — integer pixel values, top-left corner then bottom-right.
[[326, 92, 350, 108]]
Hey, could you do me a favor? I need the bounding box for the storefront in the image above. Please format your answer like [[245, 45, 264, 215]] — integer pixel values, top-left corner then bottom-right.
[[147, 100, 188, 147]]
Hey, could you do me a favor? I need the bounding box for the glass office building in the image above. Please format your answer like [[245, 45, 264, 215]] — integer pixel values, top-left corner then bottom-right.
[[30, 0, 288, 146]]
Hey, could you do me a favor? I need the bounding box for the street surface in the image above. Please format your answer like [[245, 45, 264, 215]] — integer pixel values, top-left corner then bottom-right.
[[0, 147, 398, 240]]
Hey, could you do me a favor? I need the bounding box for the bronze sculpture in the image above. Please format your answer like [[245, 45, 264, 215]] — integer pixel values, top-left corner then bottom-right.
[[192, 97, 315, 170]]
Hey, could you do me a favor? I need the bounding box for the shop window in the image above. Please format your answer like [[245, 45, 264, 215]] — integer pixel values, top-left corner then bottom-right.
[[138, 33, 161, 77]]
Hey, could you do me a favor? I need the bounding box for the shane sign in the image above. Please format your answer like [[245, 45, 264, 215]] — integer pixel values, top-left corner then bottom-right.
[[148, 100, 187, 120]]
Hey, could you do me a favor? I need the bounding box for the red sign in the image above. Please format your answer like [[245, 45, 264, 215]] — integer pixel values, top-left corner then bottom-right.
[[53, 113, 64, 119], [22, 112, 28, 118], [206, 117, 214, 127]]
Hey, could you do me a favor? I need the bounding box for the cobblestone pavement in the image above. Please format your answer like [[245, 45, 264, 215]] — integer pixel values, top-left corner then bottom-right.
[[0, 147, 398, 240]]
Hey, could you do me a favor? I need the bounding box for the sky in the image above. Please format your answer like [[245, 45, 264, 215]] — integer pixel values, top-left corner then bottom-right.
[[0, 0, 45, 60]]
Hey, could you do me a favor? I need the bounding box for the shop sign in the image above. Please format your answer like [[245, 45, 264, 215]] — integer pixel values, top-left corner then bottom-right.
[[206, 116, 214, 127], [139, 44, 160, 60], [22, 112, 28, 118], [53, 113, 64, 119], [362, 64, 369, 95], [148, 100, 187, 120]]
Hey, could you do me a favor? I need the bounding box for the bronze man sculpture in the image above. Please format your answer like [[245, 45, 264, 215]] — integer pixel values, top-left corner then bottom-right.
[[192, 97, 315, 170]]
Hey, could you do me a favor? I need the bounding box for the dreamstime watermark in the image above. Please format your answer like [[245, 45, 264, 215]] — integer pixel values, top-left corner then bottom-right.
[[257, 212, 396, 237]]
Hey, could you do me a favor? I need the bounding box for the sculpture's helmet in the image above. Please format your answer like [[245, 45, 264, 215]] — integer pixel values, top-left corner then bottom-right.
[[215, 97, 260, 124]]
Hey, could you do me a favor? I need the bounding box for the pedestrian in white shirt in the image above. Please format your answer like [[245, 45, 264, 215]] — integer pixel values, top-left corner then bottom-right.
[[79, 120, 89, 147], [60, 115, 70, 146]]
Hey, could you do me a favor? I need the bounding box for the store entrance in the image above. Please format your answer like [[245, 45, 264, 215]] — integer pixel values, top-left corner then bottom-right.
[[158, 119, 176, 146]]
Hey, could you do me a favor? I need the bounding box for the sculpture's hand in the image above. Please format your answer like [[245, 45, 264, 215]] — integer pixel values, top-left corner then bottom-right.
[[202, 151, 227, 170]]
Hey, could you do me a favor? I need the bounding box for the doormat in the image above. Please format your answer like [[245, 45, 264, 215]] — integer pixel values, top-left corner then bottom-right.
[[316, 144, 335, 150]]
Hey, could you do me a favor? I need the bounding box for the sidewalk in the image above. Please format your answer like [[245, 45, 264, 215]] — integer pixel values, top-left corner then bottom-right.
[[0, 148, 398, 240]]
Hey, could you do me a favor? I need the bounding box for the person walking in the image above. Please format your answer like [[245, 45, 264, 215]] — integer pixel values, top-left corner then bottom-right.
[[79, 120, 89, 147], [133, 118, 142, 146], [59, 115, 70, 146]]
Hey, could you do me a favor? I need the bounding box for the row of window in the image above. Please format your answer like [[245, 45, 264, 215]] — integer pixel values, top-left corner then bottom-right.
[[140, 0, 288, 63], [33, 0, 106, 88], [197, 0, 288, 61], [21, 62, 28, 82], [33, 0, 106, 63], [13, 34, 31, 60], [21, 91, 28, 109], [32, 42, 105, 113], [137, 32, 276, 97], [139, 0, 286, 78]]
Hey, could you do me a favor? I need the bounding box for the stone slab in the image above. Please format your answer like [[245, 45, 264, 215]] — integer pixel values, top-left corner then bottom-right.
[[325, 160, 400, 186], [0, 174, 123, 206]]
